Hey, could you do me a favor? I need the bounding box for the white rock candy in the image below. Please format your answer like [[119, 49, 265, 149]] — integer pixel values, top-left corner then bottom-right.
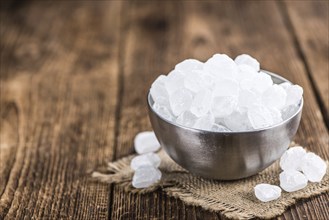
[[279, 170, 308, 192], [238, 89, 261, 111], [150, 53, 304, 132], [153, 103, 173, 121], [193, 113, 215, 130], [268, 108, 283, 124], [175, 59, 203, 73], [134, 131, 160, 154], [130, 152, 161, 171], [190, 89, 213, 117], [301, 152, 327, 182], [235, 54, 260, 72], [224, 111, 252, 131], [213, 78, 239, 97], [212, 123, 231, 132], [150, 75, 169, 106], [262, 84, 287, 110], [254, 184, 281, 202], [183, 70, 205, 93], [176, 110, 198, 127], [132, 166, 162, 188], [279, 82, 292, 90], [165, 70, 185, 95], [247, 105, 274, 129], [199, 70, 215, 90], [237, 64, 258, 81], [211, 79, 239, 118], [252, 72, 273, 93], [285, 85, 303, 107], [240, 72, 272, 94], [204, 54, 238, 79], [211, 96, 238, 118], [281, 105, 299, 120], [169, 88, 193, 116], [280, 146, 306, 171]]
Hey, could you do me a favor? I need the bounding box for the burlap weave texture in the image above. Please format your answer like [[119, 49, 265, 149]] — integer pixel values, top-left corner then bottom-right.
[[93, 149, 329, 219]]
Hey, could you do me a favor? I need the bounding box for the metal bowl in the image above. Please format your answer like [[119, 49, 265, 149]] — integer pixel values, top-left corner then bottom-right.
[[147, 70, 303, 180]]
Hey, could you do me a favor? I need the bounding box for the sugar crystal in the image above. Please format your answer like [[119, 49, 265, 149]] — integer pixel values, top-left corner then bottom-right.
[[248, 105, 274, 129], [169, 88, 193, 116], [176, 110, 198, 127], [262, 84, 287, 110], [131, 152, 161, 171], [132, 166, 162, 188], [301, 152, 327, 182], [134, 131, 160, 154], [193, 113, 215, 130], [150, 53, 303, 131], [190, 89, 213, 117], [279, 170, 308, 192], [175, 59, 203, 73], [280, 146, 306, 171], [254, 184, 281, 202], [235, 54, 260, 72]]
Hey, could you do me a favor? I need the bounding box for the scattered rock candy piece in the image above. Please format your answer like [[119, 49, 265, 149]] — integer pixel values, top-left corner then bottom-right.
[[254, 183, 282, 202], [132, 166, 162, 188], [130, 152, 161, 171], [134, 131, 160, 154], [280, 146, 307, 171], [279, 170, 308, 192], [301, 152, 327, 182]]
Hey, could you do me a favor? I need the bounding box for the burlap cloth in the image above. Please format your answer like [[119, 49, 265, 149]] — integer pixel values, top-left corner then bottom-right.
[[93, 148, 329, 219]]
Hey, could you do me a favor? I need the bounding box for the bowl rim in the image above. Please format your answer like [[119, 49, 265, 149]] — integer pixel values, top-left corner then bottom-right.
[[147, 70, 304, 134]]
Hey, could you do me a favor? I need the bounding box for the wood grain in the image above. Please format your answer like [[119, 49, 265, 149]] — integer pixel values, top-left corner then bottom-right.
[[283, 1, 329, 126], [110, 1, 222, 219], [0, 2, 121, 219], [111, 1, 328, 219], [0, 1, 328, 219]]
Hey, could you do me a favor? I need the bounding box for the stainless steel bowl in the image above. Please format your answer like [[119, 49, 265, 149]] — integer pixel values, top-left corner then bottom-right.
[[147, 70, 303, 180]]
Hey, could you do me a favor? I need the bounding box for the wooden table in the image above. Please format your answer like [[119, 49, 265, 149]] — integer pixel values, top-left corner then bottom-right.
[[1, 1, 328, 219]]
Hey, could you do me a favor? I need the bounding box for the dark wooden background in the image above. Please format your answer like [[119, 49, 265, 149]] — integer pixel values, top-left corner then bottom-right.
[[1, 0, 328, 219]]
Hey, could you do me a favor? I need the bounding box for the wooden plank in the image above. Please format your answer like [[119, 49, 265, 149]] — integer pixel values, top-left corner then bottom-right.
[[110, 1, 221, 219], [283, 1, 329, 126], [0, 1, 121, 219], [112, 1, 328, 219]]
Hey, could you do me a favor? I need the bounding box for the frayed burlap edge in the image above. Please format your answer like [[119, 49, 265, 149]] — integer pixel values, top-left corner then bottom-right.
[[92, 151, 329, 219], [161, 173, 329, 219]]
